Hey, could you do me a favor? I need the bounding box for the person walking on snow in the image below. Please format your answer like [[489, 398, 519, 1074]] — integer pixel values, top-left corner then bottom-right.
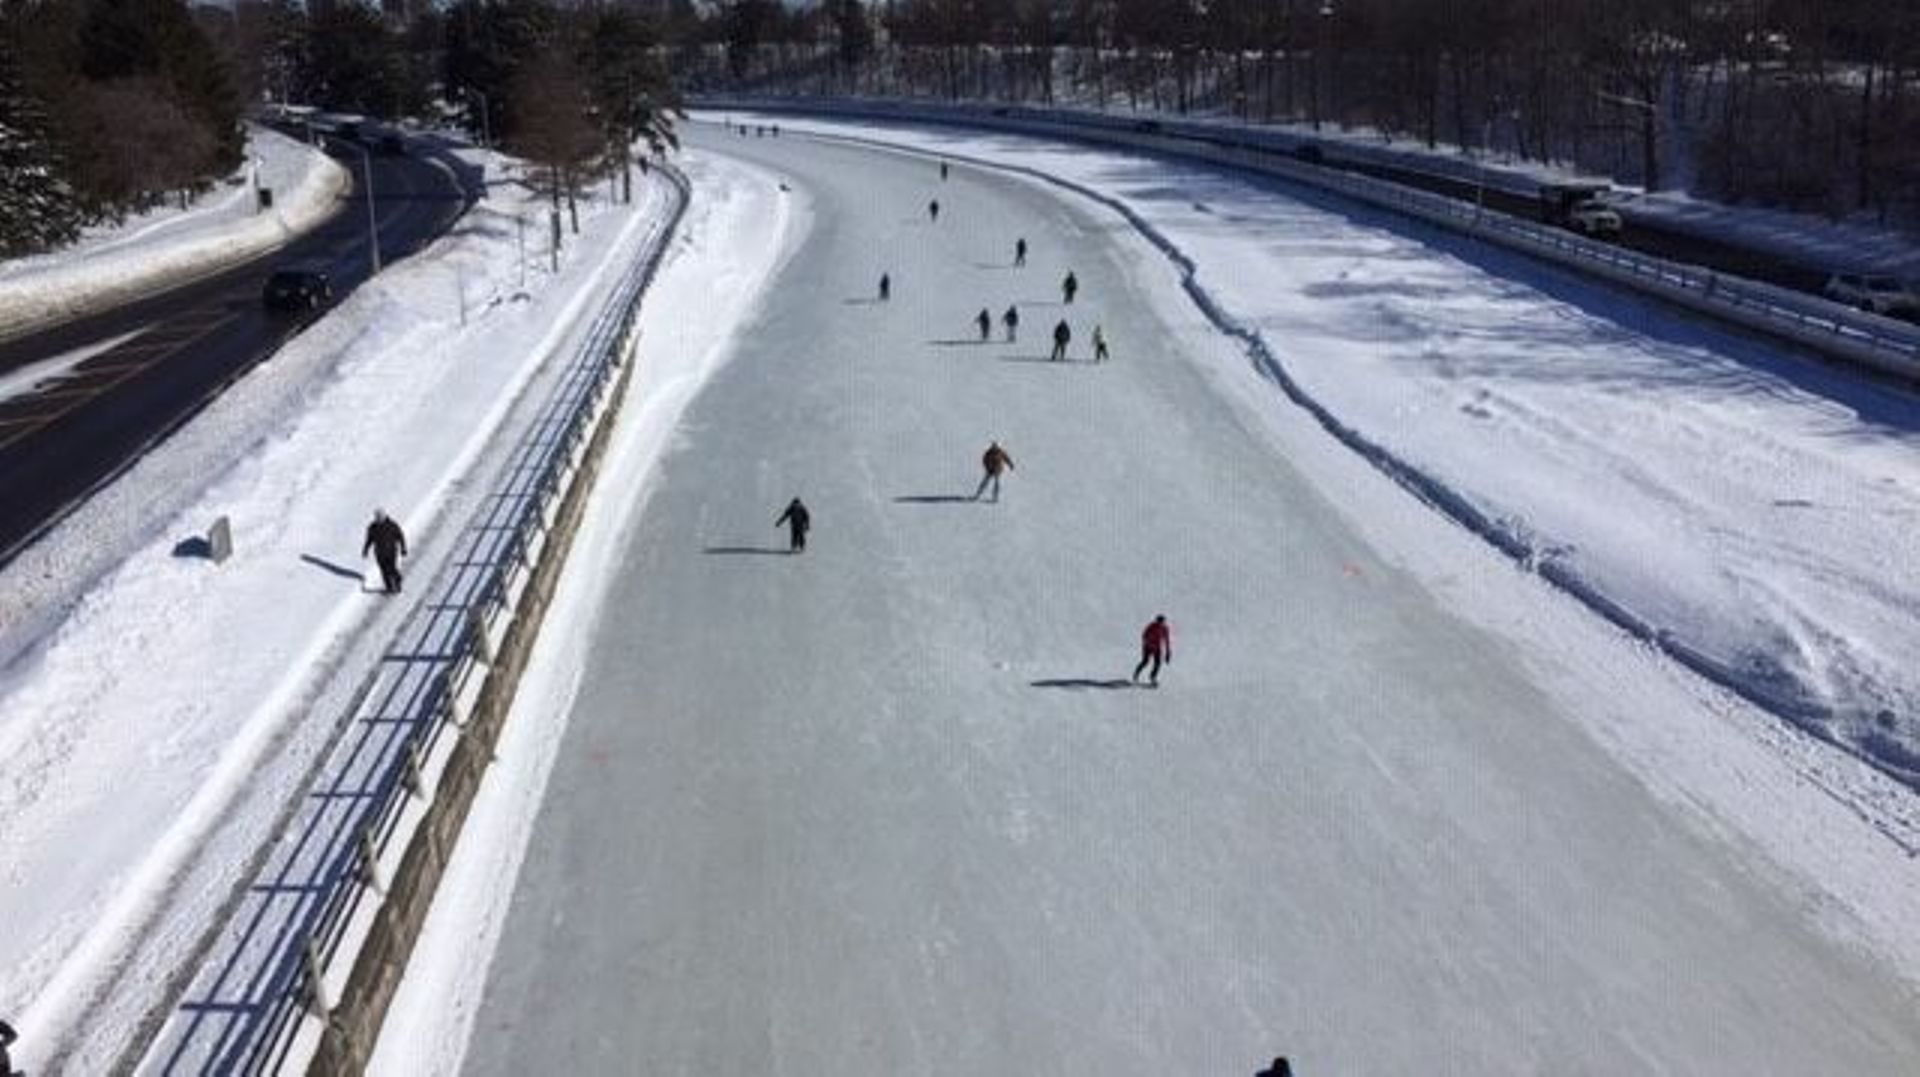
[[1, 1017, 17, 1077], [976, 308, 993, 342], [362, 510, 408, 594], [940, 160, 950, 180], [1014, 237, 1028, 266], [1051, 319, 1072, 361], [973, 441, 1015, 502], [1093, 324, 1110, 362], [879, 273, 891, 301], [775, 497, 811, 553], [1003, 305, 1020, 342], [1061, 270, 1079, 304], [1133, 614, 1172, 685], [928, 198, 941, 222]]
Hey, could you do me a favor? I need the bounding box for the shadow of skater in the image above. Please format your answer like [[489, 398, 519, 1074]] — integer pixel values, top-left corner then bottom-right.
[[300, 553, 366, 583], [893, 494, 976, 505], [1256, 1057, 1293, 1077], [1029, 678, 1135, 690], [171, 536, 212, 559], [703, 545, 793, 556]]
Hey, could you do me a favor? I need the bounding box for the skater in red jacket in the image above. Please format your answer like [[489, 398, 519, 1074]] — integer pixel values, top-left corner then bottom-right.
[[1133, 614, 1172, 685]]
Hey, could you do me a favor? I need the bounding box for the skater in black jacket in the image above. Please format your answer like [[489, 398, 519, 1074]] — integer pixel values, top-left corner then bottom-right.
[[929, 198, 941, 222], [1002, 305, 1020, 342], [1061, 270, 1079, 303], [1051, 319, 1072, 361], [775, 497, 811, 553], [1014, 237, 1027, 266], [2, 1017, 17, 1077], [879, 273, 891, 301], [976, 308, 993, 341], [362, 510, 409, 594]]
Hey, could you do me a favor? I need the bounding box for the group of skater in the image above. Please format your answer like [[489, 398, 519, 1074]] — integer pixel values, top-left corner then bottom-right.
[[786, 162, 1173, 686], [885, 244, 1108, 362]]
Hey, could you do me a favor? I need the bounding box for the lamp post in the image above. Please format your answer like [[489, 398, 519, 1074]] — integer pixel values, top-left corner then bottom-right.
[[343, 139, 382, 275], [466, 86, 492, 150], [1319, 3, 1335, 130], [1311, 2, 1334, 131]]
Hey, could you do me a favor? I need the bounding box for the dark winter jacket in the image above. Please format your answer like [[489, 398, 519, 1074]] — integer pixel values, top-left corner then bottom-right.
[[1053, 320, 1072, 344], [982, 445, 1014, 475], [1142, 617, 1172, 658], [1, 1018, 15, 1077], [776, 501, 811, 533], [1003, 307, 1019, 327], [363, 517, 407, 560]]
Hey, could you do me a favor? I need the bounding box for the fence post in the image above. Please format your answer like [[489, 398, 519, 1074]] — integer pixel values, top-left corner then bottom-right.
[[403, 736, 427, 799], [357, 826, 384, 892], [468, 606, 493, 666], [303, 937, 333, 1014]]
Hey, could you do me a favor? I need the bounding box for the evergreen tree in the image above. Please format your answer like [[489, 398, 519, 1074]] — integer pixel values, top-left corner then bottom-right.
[[0, 29, 83, 255]]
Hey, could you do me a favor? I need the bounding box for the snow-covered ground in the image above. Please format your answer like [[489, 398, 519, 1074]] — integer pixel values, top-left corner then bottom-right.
[[1032, 99, 1920, 277], [0, 145, 676, 1069], [0, 125, 347, 341], [383, 123, 1920, 1073], [726, 112, 1920, 797]]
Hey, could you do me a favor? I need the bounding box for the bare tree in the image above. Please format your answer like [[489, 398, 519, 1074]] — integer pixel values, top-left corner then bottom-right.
[[508, 45, 600, 256]]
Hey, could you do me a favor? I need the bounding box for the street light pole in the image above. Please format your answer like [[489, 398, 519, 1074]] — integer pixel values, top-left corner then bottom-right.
[[347, 139, 382, 275], [1317, 2, 1336, 133], [468, 87, 492, 150]]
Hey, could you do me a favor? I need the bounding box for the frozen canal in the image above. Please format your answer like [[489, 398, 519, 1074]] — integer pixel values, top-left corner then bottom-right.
[[452, 127, 1920, 1074]]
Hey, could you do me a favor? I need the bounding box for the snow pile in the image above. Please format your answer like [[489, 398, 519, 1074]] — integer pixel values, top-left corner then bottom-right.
[[0, 145, 673, 1068], [0, 125, 347, 341], [724, 112, 1920, 792]]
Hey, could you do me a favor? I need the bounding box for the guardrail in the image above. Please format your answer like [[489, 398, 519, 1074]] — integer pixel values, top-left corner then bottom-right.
[[139, 164, 691, 1076], [704, 96, 1920, 380]]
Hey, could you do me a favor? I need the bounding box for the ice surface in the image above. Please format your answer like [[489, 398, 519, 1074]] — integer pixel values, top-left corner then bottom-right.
[[735, 114, 1920, 811], [405, 127, 1920, 1074]]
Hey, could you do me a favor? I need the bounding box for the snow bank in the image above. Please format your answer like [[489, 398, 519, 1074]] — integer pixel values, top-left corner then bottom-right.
[[0, 125, 348, 342], [721, 113, 1920, 799], [0, 144, 673, 1070]]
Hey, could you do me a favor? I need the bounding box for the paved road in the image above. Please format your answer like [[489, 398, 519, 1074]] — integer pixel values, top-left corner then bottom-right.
[[1316, 150, 1834, 294], [0, 129, 477, 563], [459, 131, 1920, 1074]]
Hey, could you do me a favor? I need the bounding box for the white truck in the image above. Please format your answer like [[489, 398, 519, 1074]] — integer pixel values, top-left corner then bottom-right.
[[1540, 183, 1624, 239]]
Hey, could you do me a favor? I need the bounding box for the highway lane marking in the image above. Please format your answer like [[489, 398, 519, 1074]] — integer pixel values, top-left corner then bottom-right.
[[0, 309, 243, 448]]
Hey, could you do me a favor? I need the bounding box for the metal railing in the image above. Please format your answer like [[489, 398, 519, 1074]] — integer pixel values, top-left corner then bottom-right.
[[704, 95, 1920, 379], [140, 165, 690, 1076]]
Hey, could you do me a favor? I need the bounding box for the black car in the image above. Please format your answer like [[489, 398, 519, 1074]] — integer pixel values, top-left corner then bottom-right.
[[262, 266, 333, 313]]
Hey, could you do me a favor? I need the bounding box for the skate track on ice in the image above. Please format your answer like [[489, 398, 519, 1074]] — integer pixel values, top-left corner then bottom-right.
[[453, 129, 1920, 1073]]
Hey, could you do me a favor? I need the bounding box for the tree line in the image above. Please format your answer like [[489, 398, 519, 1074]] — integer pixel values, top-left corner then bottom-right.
[[688, 0, 1920, 227], [2, 0, 244, 255], [5, 1, 1914, 259], [2, 0, 684, 259]]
